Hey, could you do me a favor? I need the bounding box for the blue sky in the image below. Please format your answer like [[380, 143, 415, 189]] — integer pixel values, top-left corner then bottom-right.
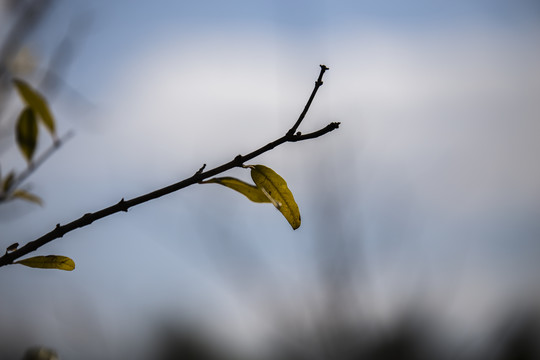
[[33, 0, 540, 100], [2, 0, 540, 358]]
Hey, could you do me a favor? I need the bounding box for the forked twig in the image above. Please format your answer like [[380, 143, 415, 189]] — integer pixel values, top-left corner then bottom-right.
[[0, 65, 339, 268]]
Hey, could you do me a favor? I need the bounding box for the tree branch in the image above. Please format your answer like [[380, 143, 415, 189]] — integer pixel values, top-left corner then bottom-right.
[[287, 64, 329, 136], [0, 65, 339, 268]]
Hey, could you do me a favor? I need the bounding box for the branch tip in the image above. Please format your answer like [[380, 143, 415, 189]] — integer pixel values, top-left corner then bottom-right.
[[287, 65, 330, 136]]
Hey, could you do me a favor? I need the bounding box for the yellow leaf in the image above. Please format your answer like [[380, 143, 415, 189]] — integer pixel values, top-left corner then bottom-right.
[[16, 107, 38, 163], [201, 177, 271, 203], [16, 255, 75, 271], [250, 165, 301, 230], [13, 79, 56, 137], [13, 189, 43, 206]]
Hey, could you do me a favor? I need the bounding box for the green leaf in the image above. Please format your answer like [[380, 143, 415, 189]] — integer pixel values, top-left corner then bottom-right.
[[201, 177, 271, 203], [16, 107, 39, 163], [13, 79, 56, 137], [12, 189, 43, 206], [15, 255, 75, 271], [250, 165, 301, 230]]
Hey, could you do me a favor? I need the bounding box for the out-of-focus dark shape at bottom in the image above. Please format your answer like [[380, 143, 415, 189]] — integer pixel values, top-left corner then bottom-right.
[[151, 311, 540, 360], [22, 346, 58, 360]]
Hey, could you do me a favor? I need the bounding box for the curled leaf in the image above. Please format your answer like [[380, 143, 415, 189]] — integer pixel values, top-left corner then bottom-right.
[[16, 107, 38, 163], [13, 79, 56, 137], [250, 165, 301, 230], [15, 255, 75, 271], [201, 177, 271, 203], [12, 189, 43, 206]]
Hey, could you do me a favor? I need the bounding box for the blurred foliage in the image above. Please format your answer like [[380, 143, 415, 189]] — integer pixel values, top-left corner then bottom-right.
[[152, 313, 540, 360], [0, 0, 61, 206], [0, 3, 78, 264], [13, 78, 57, 137], [15, 107, 39, 162], [22, 346, 59, 360], [0, 78, 56, 205], [156, 325, 237, 360]]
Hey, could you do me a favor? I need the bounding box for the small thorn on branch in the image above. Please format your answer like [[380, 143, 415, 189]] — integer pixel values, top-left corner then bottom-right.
[[233, 155, 244, 166], [117, 198, 128, 212], [55, 224, 65, 237], [195, 164, 206, 176]]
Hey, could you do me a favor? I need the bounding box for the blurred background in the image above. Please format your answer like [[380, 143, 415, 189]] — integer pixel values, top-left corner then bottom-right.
[[1, 0, 540, 359]]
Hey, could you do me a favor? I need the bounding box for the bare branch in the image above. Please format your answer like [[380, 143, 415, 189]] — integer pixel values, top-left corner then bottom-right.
[[0, 65, 338, 268], [287, 64, 329, 136]]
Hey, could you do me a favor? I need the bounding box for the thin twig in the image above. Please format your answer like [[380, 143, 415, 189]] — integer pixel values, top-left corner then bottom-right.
[[0, 65, 339, 268], [287, 64, 329, 136]]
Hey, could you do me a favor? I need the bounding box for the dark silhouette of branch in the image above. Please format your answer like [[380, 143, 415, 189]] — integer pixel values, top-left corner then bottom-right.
[[287, 64, 329, 136], [0, 65, 339, 268]]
